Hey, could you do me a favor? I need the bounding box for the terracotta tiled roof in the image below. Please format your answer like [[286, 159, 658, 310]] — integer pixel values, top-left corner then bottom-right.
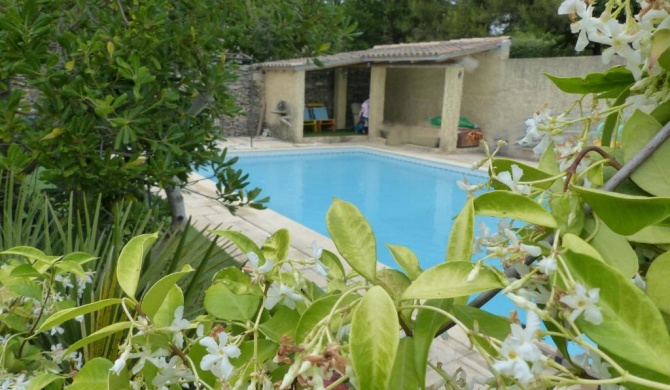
[[256, 37, 509, 70]]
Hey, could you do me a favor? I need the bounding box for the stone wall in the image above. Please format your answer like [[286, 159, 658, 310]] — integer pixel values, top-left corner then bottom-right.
[[346, 68, 371, 128], [305, 68, 335, 115], [219, 65, 264, 137]]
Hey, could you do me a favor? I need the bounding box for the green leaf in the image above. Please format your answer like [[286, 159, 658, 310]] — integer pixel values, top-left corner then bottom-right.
[[563, 251, 670, 382], [320, 249, 346, 280], [295, 294, 357, 343], [601, 88, 630, 147], [450, 305, 511, 340], [62, 252, 98, 265], [474, 191, 557, 228], [211, 267, 263, 296], [583, 218, 638, 278], [27, 373, 63, 390], [647, 251, 670, 315], [68, 357, 114, 390], [626, 224, 670, 244], [573, 185, 670, 235], [388, 338, 420, 390], [562, 233, 604, 262], [54, 260, 86, 278], [544, 67, 634, 95], [38, 299, 121, 334], [387, 245, 422, 280], [412, 298, 453, 387], [1, 246, 59, 264], [491, 158, 557, 190], [550, 192, 585, 235], [653, 30, 670, 70], [204, 283, 260, 322], [63, 322, 132, 357], [4, 278, 42, 300], [116, 233, 158, 300], [621, 110, 670, 197], [141, 264, 194, 320], [377, 269, 411, 302], [258, 306, 300, 342], [402, 262, 505, 301], [151, 284, 184, 328], [211, 230, 263, 260], [350, 286, 399, 390], [261, 229, 290, 262], [446, 198, 474, 262], [326, 198, 377, 282], [9, 264, 44, 278]]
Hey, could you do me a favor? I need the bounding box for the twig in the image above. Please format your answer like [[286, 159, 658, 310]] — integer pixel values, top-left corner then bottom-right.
[[563, 146, 623, 192], [116, 0, 129, 26]]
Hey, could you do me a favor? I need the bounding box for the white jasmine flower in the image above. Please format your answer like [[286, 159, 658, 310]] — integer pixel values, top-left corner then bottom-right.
[[590, 19, 645, 79], [168, 306, 191, 347], [110, 346, 131, 375], [560, 283, 603, 324], [152, 356, 194, 389], [264, 283, 304, 310], [503, 229, 543, 258], [199, 333, 241, 380], [246, 251, 273, 284], [456, 177, 484, 193], [55, 274, 74, 289], [50, 344, 65, 362], [50, 326, 65, 336], [311, 241, 329, 276], [75, 314, 85, 323], [558, 0, 586, 16], [537, 255, 558, 275], [11, 374, 30, 390], [493, 311, 544, 385], [497, 165, 532, 195], [196, 324, 205, 338], [130, 346, 169, 375], [467, 261, 482, 282]]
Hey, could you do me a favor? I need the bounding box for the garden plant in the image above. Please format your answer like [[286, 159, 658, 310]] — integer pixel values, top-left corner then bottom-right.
[[4, 0, 670, 389]]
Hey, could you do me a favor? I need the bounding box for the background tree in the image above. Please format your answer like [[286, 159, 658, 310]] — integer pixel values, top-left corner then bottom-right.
[[0, 0, 355, 231]]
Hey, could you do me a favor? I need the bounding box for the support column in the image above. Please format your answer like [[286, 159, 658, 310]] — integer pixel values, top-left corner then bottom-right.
[[333, 68, 348, 129], [368, 66, 386, 138], [440, 66, 464, 153]]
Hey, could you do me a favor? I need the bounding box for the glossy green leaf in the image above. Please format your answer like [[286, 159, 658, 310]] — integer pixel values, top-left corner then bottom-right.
[[491, 158, 557, 190], [151, 284, 184, 328], [326, 198, 377, 282], [295, 294, 357, 343], [141, 264, 194, 320], [550, 192, 585, 235], [412, 298, 453, 387], [320, 249, 346, 280], [539, 141, 560, 175], [654, 30, 670, 70], [474, 191, 557, 228], [388, 338, 420, 390], [27, 373, 63, 390], [583, 218, 638, 278], [1, 246, 59, 264], [4, 278, 42, 300], [387, 244, 422, 280], [9, 264, 44, 278], [563, 251, 670, 381], [626, 224, 670, 244], [402, 261, 505, 301], [451, 305, 511, 341], [562, 233, 604, 262], [446, 198, 474, 262], [211, 230, 263, 260], [261, 228, 290, 262], [259, 306, 300, 342], [116, 233, 158, 300], [350, 286, 399, 390], [377, 269, 412, 302], [62, 252, 98, 265], [601, 88, 630, 147], [68, 358, 114, 390], [573, 185, 670, 235], [621, 110, 670, 197], [544, 66, 634, 95], [38, 298, 121, 334], [212, 267, 263, 296], [204, 283, 260, 322], [63, 322, 132, 356], [54, 260, 86, 278], [647, 251, 670, 315]]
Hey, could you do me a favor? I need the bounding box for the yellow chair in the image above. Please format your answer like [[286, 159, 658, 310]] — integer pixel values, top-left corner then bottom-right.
[[308, 103, 336, 132], [304, 106, 318, 133]]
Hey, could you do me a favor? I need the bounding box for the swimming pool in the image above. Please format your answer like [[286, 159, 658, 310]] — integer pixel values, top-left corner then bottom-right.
[[211, 147, 485, 267]]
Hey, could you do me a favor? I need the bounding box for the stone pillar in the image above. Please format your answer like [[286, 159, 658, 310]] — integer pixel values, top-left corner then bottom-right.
[[333, 68, 348, 129], [440, 66, 464, 153], [263, 69, 305, 143], [368, 66, 386, 138]]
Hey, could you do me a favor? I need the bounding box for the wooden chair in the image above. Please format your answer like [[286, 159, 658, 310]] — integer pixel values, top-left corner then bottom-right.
[[308, 103, 336, 132], [304, 106, 318, 133]]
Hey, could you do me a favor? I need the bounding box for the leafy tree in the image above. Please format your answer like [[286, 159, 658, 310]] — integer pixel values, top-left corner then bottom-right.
[[0, 0, 354, 231]]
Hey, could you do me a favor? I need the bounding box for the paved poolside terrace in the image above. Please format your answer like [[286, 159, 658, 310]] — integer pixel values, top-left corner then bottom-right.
[[184, 136, 584, 388]]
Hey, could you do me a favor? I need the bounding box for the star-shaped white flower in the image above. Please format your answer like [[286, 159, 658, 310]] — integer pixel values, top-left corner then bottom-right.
[[199, 333, 241, 380], [246, 251, 273, 284], [168, 306, 191, 347], [110, 346, 131, 375], [558, 0, 586, 16], [497, 164, 532, 195], [265, 283, 304, 310], [493, 311, 544, 385], [560, 283, 603, 324], [311, 241, 329, 276], [537, 255, 558, 275]]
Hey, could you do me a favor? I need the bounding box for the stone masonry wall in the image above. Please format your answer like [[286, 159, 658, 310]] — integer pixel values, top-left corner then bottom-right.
[[346, 68, 371, 128], [305, 69, 335, 115], [219, 65, 264, 137]]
